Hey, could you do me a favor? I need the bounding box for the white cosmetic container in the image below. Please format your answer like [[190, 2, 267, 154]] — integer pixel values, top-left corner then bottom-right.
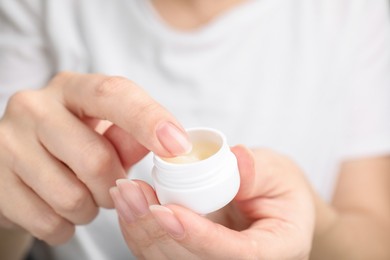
[[152, 127, 240, 215]]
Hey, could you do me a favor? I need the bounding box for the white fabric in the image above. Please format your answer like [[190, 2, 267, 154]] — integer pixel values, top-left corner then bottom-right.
[[1, 0, 390, 259]]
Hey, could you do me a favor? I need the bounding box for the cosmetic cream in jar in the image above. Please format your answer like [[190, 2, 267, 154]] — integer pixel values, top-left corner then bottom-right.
[[152, 127, 240, 215]]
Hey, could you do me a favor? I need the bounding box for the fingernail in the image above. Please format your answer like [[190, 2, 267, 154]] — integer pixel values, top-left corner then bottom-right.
[[149, 205, 185, 239], [116, 179, 149, 217], [110, 187, 136, 223], [156, 122, 192, 156]]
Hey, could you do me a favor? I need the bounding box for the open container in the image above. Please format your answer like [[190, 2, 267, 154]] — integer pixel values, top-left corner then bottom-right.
[[152, 127, 240, 215]]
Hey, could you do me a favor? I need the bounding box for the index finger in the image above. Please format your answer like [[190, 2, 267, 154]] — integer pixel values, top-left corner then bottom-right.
[[49, 72, 192, 157]]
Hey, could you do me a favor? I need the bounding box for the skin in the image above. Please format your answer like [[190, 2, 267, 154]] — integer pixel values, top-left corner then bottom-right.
[[0, 72, 192, 247], [111, 146, 315, 259], [1, 0, 390, 259], [111, 148, 390, 259], [311, 156, 390, 259], [151, 0, 246, 30], [111, 1, 390, 258]]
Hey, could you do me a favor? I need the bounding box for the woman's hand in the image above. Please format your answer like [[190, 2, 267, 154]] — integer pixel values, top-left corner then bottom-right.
[[111, 146, 315, 259], [0, 72, 191, 245]]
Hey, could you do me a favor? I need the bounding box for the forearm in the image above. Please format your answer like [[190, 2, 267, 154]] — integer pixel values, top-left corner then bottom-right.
[[310, 192, 390, 260], [0, 228, 33, 260]]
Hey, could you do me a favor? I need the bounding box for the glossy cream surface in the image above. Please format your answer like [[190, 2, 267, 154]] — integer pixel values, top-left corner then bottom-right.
[[163, 141, 220, 164]]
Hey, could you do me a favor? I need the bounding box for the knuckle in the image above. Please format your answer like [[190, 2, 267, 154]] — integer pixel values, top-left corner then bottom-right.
[[57, 187, 89, 213], [95, 76, 129, 97], [50, 71, 73, 86], [81, 140, 115, 177], [139, 217, 171, 246], [149, 230, 170, 243], [129, 101, 163, 133], [6, 90, 47, 119], [0, 118, 27, 168], [134, 101, 161, 120], [54, 71, 72, 80], [136, 236, 156, 250], [32, 212, 65, 240], [0, 124, 11, 153], [7, 90, 36, 114]]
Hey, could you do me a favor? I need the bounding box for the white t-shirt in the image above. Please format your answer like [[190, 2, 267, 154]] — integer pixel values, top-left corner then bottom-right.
[[1, 0, 390, 259]]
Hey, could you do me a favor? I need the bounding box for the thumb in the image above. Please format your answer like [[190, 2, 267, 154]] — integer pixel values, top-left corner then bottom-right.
[[150, 204, 254, 258], [231, 145, 258, 200]]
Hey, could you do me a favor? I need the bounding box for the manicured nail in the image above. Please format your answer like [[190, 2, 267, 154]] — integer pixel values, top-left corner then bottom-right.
[[149, 205, 185, 239], [156, 122, 192, 156], [109, 187, 135, 223], [116, 179, 149, 217]]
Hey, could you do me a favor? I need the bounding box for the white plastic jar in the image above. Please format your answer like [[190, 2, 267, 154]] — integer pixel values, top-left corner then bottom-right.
[[152, 127, 240, 215]]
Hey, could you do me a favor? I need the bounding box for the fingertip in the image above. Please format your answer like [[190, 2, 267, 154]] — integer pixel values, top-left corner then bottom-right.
[[231, 145, 253, 160], [231, 145, 255, 176], [109, 186, 119, 198], [110, 183, 136, 223], [163, 204, 212, 236], [231, 145, 256, 200], [155, 122, 192, 157], [132, 180, 160, 205], [149, 204, 186, 240]]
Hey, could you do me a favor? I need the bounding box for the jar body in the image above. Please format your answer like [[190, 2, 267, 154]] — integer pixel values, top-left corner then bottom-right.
[[151, 128, 240, 215]]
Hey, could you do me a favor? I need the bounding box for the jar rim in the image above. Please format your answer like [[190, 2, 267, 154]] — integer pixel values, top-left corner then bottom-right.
[[153, 127, 227, 170]]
